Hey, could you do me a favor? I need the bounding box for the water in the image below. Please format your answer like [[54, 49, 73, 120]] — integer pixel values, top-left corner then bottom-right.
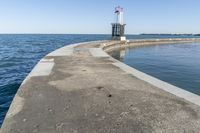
[[110, 42, 200, 97], [0, 34, 199, 126], [0, 34, 111, 126]]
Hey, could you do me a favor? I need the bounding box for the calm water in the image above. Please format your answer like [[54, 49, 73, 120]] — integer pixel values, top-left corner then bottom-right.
[[0, 34, 199, 126], [110, 43, 200, 96]]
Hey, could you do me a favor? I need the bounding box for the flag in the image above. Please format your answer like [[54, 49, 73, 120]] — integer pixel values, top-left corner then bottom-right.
[[115, 6, 123, 13]]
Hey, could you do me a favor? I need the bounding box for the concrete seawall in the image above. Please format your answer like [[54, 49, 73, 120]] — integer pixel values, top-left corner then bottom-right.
[[103, 38, 200, 52], [1, 38, 200, 133]]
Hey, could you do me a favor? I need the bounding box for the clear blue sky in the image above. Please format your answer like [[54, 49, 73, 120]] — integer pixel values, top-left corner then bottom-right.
[[0, 0, 200, 34]]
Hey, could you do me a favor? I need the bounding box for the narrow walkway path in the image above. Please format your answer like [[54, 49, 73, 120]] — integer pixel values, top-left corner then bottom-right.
[[1, 41, 200, 133]]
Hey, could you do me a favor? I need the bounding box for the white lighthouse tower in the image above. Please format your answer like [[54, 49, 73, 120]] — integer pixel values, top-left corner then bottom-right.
[[111, 6, 126, 41]]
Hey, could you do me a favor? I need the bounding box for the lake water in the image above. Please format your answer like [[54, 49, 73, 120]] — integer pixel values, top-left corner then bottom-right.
[[0, 34, 111, 126], [110, 42, 200, 97], [0, 34, 199, 126]]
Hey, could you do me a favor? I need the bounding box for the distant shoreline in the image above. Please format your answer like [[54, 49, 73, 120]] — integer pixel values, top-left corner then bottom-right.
[[140, 33, 200, 36]]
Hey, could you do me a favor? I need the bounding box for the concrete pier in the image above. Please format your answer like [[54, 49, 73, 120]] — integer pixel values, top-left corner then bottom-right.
[[2, 38, 200, 133]]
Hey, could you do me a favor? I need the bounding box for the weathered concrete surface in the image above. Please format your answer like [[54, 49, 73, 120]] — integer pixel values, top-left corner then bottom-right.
[[2, 39, 200, 133]]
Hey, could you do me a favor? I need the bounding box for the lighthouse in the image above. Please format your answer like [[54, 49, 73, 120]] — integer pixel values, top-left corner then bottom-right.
[[111, 6, 126, 41]]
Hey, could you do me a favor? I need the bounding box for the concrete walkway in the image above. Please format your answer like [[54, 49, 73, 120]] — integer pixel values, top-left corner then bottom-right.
[[1, 40, 200, 133]]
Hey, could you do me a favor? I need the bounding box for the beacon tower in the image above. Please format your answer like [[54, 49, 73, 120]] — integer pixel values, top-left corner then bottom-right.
[[111, 6, 126, 41]]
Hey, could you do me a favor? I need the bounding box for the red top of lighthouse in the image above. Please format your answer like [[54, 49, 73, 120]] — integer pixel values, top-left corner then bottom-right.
[[115, 6, 123, 13]]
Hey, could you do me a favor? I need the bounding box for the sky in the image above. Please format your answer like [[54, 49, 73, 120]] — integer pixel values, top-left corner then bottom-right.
[[0, 0, 200, 34]]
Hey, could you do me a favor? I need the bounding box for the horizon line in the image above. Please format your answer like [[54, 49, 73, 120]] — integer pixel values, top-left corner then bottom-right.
[[0, 33, 199, 35]]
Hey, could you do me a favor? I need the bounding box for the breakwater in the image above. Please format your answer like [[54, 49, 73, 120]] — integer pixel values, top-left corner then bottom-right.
[[1, 38, 200, 133]]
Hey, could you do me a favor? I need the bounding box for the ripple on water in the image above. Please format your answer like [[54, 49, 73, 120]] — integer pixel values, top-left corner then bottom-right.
[[0, 34, 111, 126]]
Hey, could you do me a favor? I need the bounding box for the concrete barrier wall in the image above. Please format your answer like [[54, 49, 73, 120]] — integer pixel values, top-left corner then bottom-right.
[[103, 38, 200, 52]]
